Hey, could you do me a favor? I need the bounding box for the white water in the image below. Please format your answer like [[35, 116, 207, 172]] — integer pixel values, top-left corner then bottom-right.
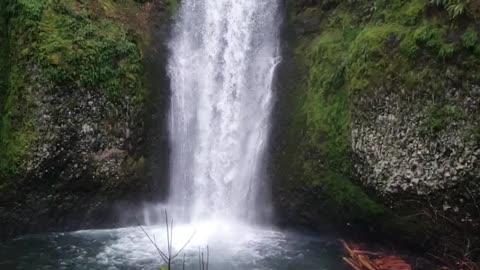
[[167, 0, 281, 223], [0, 3, 348, 269], [1, 226, 347, 270]]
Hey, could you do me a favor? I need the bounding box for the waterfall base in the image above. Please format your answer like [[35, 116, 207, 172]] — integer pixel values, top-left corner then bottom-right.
[[0, 223, 348, 270]]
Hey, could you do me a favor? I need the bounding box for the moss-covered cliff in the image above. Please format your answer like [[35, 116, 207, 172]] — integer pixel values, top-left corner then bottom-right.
[[1, 0, 479, 261], [274, 0, 480, 259], [0, 0, 174, 239]]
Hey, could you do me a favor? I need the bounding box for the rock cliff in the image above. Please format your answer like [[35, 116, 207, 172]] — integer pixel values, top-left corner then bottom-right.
[[273, 0, 480, 259], [0, 0, 174, 239]]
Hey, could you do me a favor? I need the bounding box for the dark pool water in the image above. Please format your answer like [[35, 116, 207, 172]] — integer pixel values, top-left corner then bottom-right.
[[0, 220, 349, 270]]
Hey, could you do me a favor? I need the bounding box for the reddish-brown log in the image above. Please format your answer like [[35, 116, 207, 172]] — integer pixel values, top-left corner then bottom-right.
[[342, 240, 412, 270]]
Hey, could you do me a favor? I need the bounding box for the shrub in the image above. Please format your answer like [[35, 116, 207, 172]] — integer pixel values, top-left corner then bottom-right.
[[461, 28, 478, 49]]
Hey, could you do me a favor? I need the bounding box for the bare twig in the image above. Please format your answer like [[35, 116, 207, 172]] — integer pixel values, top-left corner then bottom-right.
[[137, 210, 196, 270], [198, 247, 202, 270], [197, 246, 210, 270], [138, 224, 169, 263], [206, 246, 209, 270], [182, 253, 186, 270], [172, 230, 196, 260]]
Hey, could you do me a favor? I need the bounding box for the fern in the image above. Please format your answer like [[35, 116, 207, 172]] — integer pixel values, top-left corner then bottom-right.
[[430, 0, 469, 18], [461, 28, 478, 49], [438, 43, 456, 59]]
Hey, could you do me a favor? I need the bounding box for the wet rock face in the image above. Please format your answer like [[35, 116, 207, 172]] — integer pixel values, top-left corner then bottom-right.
[[0, 65, 146, 239], [352, 87, 480, 195], [275, 0, 480, 257], [0, 0, 176, 239], [351, 82, 480, 229], [27, 70, 142, 187]]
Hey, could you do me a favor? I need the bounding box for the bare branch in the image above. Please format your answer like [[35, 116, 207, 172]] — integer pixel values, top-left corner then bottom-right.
[[134, 215, 169, 263], [172, 229, 196, 259], [138, 224, 169, 263], [182, 253, 186, 270], [170, 219, 174, 255], [137, 210, 198, 269], [206, 246, 209, 270], [198, 247, 202, 270]]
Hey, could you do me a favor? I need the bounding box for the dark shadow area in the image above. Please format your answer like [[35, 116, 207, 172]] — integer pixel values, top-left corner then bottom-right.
[[141, 15, 173, 204]]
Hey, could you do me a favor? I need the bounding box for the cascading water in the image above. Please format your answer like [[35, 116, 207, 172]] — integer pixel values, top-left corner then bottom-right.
[[0, 2, 351, 269], [167, 0, 281, 223]]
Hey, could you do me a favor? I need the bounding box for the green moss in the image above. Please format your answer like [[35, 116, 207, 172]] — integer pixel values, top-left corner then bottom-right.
[[347, 24, 407, 91], [414, 25, 444, 49], [15, 0, 45, 20], [301, 29, 355, 172], [165, 0, 179, 16], [400, 33, 419, 58], [462, 28, 478, 50], [0, 0, 46, 177], [401, 0, 427, 25], [422, 104, 465, 134], [279, 0, 480, 231], [0, 0, 149, 178], [317, 173, 386, 222], [36, 0, 144, 103]]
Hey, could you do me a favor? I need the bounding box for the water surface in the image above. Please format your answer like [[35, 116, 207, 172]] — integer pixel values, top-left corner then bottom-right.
[[1, 222, 348, 270]]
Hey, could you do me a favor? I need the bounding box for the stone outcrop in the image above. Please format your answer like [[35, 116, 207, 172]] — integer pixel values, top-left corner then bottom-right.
[[273, 0, 480, 259], [0, 0, 173, 239], [352, 86, 480, 196]]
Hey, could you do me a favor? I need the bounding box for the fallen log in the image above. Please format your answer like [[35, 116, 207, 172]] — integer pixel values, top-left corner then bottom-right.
[[341, 240, 412, 270]]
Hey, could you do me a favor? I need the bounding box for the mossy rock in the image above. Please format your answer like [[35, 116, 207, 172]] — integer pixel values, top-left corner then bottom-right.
[[274, 0, 480, 256], [0, 0, 171, 239], [0, 0, 148, 178]]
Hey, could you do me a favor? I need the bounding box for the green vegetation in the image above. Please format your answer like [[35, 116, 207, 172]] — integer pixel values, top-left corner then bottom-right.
[[430, 0, 470, 19], [0, 0, 44, 177], [318, 173, 386, 222], [461, 28, 478, 49], [38, 0, 144, 102], [164, 0, 179, 16], [0, 0, 149, 178], [422, 104, 465, 134], [279, 0, 480, 227]]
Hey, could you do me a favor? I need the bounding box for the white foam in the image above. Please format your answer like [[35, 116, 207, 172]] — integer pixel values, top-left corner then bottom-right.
[[167, 0, 281, 223], [75, 221, 288, 269]]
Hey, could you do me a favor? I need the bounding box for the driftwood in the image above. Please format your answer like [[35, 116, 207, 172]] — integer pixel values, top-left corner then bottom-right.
[[342, 240, 412, 270]]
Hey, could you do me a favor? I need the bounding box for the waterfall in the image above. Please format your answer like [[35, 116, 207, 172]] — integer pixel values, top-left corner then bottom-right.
[[167, 0, 281, 224]]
